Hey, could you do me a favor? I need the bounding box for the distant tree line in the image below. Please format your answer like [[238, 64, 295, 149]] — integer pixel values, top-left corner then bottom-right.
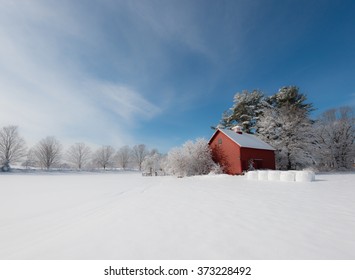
[[0, 126, 163, 172], [0, 125, 220, 177]]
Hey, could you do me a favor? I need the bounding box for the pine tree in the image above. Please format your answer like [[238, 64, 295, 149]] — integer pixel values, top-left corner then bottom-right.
[[258, 86, 314, 170], [265, 86, 313, 112], [220, 90, 264, 133]]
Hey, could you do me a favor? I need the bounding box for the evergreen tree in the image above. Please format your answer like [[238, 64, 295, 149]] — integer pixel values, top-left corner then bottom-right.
[[220, 90, 264, 133], [258, 86, 314, 170], [265, 86, 313, 111]]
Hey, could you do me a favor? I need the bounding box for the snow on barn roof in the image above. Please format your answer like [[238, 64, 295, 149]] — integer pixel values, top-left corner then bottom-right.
[[212, 128, 276, 151]]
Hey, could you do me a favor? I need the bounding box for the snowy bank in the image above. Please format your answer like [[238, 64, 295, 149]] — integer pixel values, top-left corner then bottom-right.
[[247, 170, 315, 182]]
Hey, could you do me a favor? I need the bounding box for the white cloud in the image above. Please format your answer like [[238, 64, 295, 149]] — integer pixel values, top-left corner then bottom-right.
[[0, 0, 162, 148], [90, 83, 161, 121]]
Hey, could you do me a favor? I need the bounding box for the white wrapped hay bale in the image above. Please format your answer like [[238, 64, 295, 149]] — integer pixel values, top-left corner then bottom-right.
[[258, 170, 269, 181], [295, 171, 315, 182], [268, 170, 281, 181], [246, 171, 258, 180], [280, 171, 296, 182]]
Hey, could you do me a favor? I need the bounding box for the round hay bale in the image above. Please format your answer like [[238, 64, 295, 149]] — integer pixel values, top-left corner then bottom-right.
[[258, 170, 269, 181], [280, 171, 296, 182], [246, 171, 258, 180], [268, 170, 281, 181], [295, 171, 315, 182]]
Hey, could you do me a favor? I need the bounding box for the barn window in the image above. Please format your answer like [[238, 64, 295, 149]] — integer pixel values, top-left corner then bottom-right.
[[218, 138, 222, 145]]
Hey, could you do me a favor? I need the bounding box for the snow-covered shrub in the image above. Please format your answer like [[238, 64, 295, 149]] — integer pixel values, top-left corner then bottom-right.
[[209, 163, 224, 175], [1, 160, 10, 172], [142, 151, 163, 175], [165, 147, 186, 177], [166, 138, 215, 177]]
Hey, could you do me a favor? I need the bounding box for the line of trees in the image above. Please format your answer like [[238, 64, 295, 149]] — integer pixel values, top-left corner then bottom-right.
[[220, 86, 355, 171], [1, 86, 353, 174], [0, 126, 161, 172], [0, 125, 219, 177]]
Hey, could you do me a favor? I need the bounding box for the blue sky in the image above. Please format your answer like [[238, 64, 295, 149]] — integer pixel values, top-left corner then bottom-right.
[[0, 0, 354, 152]]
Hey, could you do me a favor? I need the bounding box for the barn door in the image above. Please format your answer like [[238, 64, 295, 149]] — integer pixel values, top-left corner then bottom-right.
[[254, 159, 263, 169]]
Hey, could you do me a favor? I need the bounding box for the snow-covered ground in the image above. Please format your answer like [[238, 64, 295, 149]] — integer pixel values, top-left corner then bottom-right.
[[0, 172, 354, 260]]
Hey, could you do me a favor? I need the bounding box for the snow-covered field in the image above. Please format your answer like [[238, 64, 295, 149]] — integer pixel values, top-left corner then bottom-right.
[[0, 172, 354, 260]]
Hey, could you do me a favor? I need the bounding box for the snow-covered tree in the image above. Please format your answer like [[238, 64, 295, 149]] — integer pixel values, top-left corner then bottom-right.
[[165, 147, 186, 177], [166, 138, 215, 177], [258, 86, 314, 170], [0, 125, 26, 171], [34, 136, 62, 169], [66, 142, 92, 170], [142, 149, 163, 175], [115, 145, 131, 170], [132, 144, 148, 171], [265, 86, 313, 112], [314, 107, 355, 170], [22, 148, 37, 169], [220, 90, 264, 133], [93, 145, 115, 170]]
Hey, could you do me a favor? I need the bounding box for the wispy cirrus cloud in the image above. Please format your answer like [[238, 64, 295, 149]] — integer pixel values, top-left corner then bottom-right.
[[0, 0, 164, 148], [4, 0, 345, 153]]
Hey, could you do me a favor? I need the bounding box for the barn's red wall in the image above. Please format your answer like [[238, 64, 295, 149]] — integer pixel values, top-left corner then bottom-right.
[[240, 148, 276, 171], [209, 130, 275, 175], [209, 131, 242, 174]]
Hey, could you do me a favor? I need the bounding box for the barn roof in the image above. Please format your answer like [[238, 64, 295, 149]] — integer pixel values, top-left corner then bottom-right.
[[210, 128, 276, 151]]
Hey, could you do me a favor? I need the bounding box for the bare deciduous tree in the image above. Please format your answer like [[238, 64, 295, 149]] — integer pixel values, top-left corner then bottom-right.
[[132, 144, 148, 171], [22, 148, 37, 169], [115, 145, 131, 170], [93, 145, 115, 170], [66, 143, 92, 170], [314, 106, 355, 170], [34, 136, 62, 169], [0, 125, 26, 170]]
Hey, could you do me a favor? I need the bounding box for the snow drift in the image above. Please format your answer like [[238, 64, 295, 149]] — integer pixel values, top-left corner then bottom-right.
[[0, 171, 353, 260]]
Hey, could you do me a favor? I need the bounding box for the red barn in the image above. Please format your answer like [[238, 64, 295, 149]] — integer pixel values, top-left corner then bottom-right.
[[209, 126, 276, 175]]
